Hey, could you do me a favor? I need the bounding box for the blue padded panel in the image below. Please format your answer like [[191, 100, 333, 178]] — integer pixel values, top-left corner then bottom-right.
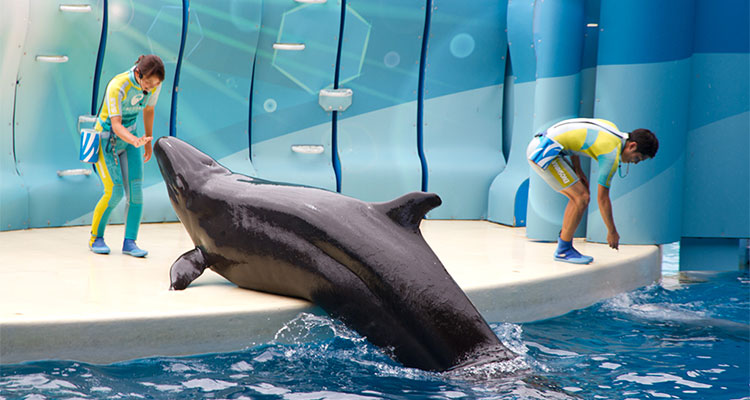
[[12, 1, 104, 228], [336, 0, 424, 202], [581, 0, 601, 71], [487, 0, 536, 226], [0, 2, 31, 231], [681, 0, 749, 241], [589, 0, 697, 245], [96, 0, 184, 223], [682, 54, 749, 238], [513, 178, 529, 227], [534, 0, 585, 79], [578, 0, 600, 117], [422, 0, 507, 219], [505, 0, 536, 84], [173, 0, 261, 176], [250, 0, 339, 190], [589, 60, 692, 245], [597, 0, 695, 65], [693, 0, 749, 54], [526, 0, 586, 241]]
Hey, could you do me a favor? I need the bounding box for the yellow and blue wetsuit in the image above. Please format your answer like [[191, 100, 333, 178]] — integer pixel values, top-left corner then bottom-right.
[[527, 118, 627, 191], [89, 67, 161, 245]]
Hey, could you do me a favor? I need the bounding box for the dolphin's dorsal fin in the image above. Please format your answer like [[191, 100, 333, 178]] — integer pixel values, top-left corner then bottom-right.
[[374, 192, 442, 232]]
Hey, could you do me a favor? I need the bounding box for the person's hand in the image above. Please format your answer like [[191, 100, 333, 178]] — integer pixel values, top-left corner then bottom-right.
[[607, 230, 620, 250], [143, 140, 153, 162], [131, 136, 152, 148]]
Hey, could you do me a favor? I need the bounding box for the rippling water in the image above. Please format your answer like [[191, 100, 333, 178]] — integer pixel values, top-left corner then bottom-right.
[[1, 264, 747, 399]]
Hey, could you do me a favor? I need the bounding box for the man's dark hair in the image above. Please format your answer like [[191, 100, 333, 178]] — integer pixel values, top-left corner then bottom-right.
[[628, 128, 658, 158], [134, 54, 165, 81]]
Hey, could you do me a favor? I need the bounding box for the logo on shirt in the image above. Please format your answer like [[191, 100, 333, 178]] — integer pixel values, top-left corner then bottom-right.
[[131, 93, 144, 106]]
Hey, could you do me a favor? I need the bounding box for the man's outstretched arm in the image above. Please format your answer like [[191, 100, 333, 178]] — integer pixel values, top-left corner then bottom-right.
[[597, 185, 619, 250]]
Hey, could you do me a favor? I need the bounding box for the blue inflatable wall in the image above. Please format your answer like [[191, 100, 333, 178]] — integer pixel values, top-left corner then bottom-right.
[[1, 0, 747, 269], [486, 0, 535, 227], [525, 0, 587, 241]]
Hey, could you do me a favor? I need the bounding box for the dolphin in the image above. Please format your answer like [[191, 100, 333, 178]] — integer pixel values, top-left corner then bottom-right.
[[153, 136, 514, 371]]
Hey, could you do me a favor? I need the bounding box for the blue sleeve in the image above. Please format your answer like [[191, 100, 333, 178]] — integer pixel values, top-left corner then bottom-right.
[[597, 147, 620, 188]]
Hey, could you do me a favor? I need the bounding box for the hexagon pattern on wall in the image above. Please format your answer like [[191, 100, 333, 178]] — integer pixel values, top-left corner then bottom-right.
[[272, 4, 370, 93], [146, 5, 204, 63]]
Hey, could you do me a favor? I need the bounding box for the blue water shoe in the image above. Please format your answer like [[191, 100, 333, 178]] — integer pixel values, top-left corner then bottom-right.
[[89, 237, 110, 254], [554, 247, 593, 264], [554, 237, 593, 264], [123, 239, 148, 257]]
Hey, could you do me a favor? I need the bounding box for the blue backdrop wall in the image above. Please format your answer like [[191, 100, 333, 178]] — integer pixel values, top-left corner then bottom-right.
[[0, 0, 747, 268]]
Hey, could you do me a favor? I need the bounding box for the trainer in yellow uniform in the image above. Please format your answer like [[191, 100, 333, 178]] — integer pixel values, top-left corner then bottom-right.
[[89, 55, 165, 257], [527, 118, 658, 264]]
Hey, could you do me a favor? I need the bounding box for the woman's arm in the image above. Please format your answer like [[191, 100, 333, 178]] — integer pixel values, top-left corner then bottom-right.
[[110, 116, 151, 147], [142, 106, 155, 162]]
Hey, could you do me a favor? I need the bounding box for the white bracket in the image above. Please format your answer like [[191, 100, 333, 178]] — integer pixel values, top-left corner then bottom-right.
[[58, 169, 92, 177], [59, 4, 93, 13], [273, 43, 305, 51], [291, 145, 325, 155], [36, 55, 69, 63]]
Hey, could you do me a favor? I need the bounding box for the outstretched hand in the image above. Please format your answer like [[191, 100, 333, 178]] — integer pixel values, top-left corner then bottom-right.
[[607, 230, 620, 250], [132, 136, 153, 148]]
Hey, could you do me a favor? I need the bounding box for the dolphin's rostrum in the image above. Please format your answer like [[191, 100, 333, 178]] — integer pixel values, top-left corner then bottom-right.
[[154, 136, 515, 371]]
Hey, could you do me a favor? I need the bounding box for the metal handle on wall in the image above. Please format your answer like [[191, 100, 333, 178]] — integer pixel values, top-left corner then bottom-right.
[[35, 55, 69, 63], [273, 43, 306, 51], [57, 169, 93, 177], [59, 4, 93, 13]]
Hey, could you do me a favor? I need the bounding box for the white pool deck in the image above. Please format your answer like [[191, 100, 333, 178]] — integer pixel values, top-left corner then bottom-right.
[[0, 221, 661, 365]]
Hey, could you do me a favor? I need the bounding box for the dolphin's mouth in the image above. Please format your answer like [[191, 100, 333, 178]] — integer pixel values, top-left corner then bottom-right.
[[154, 137, 193, 203], [154, 138, 175, 174]]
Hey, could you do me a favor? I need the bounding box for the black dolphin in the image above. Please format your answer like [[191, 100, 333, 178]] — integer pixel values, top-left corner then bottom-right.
[[154, 136, 514, 371]]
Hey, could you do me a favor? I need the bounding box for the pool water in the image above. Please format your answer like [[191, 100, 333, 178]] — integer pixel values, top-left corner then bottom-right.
[[2, 246, 748, 399]]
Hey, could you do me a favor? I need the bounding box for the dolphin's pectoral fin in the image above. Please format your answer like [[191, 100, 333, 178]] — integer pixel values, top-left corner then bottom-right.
[[374, 192, 442, 232], [169, 247, 209, 290]]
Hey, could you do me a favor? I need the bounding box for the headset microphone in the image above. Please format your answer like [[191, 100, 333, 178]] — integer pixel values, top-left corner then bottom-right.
[[135, 68, 147, 95]]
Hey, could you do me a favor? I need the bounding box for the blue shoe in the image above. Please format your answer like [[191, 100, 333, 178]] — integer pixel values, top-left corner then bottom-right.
[[122, 239, 148, 257], [89, 237, 110, 254], [554, 247, 594, 264]]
